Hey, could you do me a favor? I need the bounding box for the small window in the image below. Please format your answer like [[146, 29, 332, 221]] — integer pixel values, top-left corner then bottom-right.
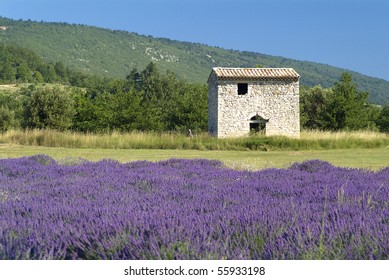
[[237, 83, 248, 95]]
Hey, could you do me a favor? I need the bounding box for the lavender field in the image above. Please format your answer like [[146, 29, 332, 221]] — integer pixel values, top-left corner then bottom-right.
[[0, 155, 388, 260]]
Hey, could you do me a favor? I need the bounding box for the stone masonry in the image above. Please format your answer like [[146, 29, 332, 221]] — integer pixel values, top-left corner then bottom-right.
[[208, 67, 300, 138]]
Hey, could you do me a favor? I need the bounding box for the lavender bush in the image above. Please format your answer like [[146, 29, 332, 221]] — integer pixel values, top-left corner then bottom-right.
[[0, 155, 388, 259]]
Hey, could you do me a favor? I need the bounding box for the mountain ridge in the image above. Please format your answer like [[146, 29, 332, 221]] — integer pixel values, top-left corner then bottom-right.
[[0, 16, 388, 104]]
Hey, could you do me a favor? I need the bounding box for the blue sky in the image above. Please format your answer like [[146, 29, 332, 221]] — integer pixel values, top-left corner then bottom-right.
[[1, 0, 389, 81]]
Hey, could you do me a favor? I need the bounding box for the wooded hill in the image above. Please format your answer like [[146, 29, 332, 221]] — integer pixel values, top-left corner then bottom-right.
[[0, 16, 388, 104]]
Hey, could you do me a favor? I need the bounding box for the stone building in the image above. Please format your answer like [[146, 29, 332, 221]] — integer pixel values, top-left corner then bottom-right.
[[208, 67, 300, 138]]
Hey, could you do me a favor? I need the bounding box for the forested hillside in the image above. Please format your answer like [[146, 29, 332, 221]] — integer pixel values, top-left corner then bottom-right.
[[0, 42, 100, 86], [1, 17, 388, 104]]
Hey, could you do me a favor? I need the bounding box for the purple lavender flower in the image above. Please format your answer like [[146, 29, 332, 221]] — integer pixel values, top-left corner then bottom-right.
[[0, 156, 387, 259]]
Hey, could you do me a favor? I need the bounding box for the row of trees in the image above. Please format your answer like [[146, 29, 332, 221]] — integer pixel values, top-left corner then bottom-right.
[[1, 63, 208, 133], [1, 61, 389, 134]]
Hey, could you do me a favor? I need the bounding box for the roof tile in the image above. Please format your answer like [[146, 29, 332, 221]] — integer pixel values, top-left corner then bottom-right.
[[210, 67, 299, 82]]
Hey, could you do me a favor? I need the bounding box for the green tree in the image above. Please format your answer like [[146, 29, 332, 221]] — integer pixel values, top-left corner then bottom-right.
[[376, 105, 389, 132], [135, 63, 173, 131], [128, 62, 209, 132], [139, 62, 164, 100], [24, 86, 76, 130], [33, 71, 45, 83], [16, 62, 33, 82], [72, 86, 143, 132], [0, 60, 16, 82], [74, 62, 208, 133], [110, 88, 143, 131], [321, 73, 376, 130], [72, 90, 101, 132], [0, 90, 24, 129], [54, 62, 69, 82], [167, 83, 208, 132], [44, 65, 59, 83], [0, 106, 17, 132], [300, 85, 332, 129]]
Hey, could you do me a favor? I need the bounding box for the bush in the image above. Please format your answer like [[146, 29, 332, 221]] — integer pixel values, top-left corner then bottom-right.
[[376, 105, 389, 132], [0, 106, 17, 132], [24, 86, 76, 130]]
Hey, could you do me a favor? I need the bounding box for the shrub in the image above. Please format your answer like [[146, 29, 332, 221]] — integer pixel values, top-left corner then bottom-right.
[[24, 86, 75, 130]]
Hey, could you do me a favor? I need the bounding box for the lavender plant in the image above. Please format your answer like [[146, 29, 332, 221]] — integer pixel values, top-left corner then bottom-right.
[[0, 155, 387, 259]]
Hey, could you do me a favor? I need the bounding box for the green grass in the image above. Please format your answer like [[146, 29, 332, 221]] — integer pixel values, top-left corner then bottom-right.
[[1, 144, 388, 170], [1, 129, 388, 170]]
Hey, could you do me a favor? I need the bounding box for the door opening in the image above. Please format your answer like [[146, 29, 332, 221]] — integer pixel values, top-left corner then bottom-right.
[[249, 115, 268, 134]]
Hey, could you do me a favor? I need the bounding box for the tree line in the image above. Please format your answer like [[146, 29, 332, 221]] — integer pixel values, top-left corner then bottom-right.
[[2, 68, 389, 134], [0, 41, 388, 134], [1, 62, 208, 133]]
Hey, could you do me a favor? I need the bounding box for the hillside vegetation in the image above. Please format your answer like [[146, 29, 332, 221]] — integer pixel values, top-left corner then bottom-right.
[[1, 17, 388, 104]]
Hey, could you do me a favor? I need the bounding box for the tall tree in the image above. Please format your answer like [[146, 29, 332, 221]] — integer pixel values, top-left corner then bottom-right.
[[322, 73, 376, 130]]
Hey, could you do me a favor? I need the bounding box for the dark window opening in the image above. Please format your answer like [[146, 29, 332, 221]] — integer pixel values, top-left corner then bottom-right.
[[238, 83, 248, 95]]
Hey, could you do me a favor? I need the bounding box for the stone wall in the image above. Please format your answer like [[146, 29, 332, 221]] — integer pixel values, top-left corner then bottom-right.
[[208, 74, 300, 138]]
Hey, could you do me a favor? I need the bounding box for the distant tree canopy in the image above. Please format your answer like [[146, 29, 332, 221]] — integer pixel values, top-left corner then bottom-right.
[[0, 43, 58, 84], [0, 43, 105, 88]]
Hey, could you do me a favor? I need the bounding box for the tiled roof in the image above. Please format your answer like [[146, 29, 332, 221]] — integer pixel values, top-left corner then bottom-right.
[[209, 67, 299, 82]]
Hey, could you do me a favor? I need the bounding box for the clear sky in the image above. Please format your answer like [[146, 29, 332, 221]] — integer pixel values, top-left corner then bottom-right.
[[1, 0, 388, 81]]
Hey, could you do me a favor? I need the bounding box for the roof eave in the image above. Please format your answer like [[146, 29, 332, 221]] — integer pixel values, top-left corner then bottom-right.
[[209, 67, 300, 82]]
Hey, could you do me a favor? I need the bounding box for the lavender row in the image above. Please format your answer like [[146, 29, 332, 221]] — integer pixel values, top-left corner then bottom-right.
[[0, 155, 388, 259]]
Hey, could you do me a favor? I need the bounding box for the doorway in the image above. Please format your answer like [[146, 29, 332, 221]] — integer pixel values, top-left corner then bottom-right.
[[249, 115, 268, 134]]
